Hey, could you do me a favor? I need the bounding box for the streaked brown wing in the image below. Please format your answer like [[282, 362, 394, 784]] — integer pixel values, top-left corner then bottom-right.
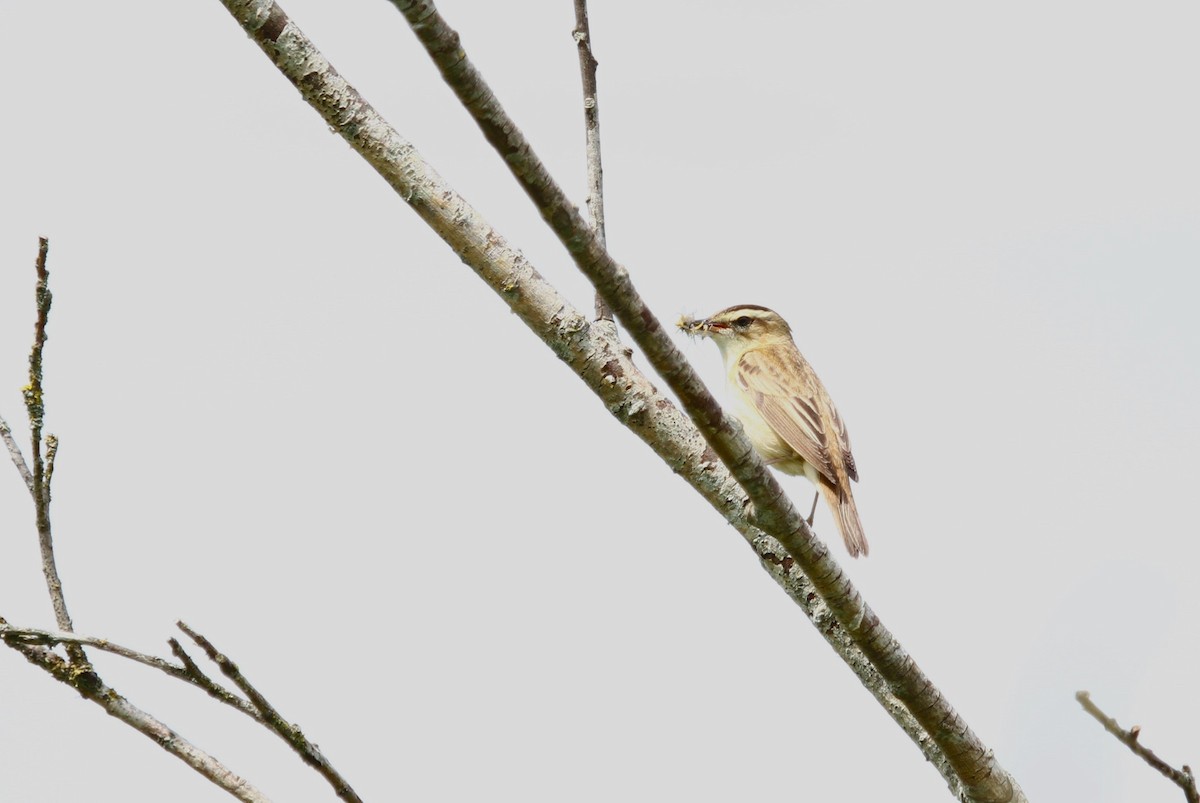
[[735, 349, 836, 484], [829, 405, 858, 482]]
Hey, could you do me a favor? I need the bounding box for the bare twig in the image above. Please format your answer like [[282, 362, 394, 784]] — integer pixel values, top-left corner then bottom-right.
[[0, 623, 262, 720], [0, 620, 360, 799], [0, 413, 34, 493], [4, 242, 273, 797], [2, 624, 184, 674], [0, 618, 267, 802], [178, 622, 363, 803], [168, 636, 260, 715], [571, 0, 610, 322], [25, 238, 51, 462], [213, 3, 1020, 798], [1077, 691, 1199, 803], [20, 239, 80, 653]]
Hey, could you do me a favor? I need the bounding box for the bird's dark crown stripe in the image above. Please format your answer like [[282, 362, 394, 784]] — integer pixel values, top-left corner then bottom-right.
[[716, 304, 776, 317]]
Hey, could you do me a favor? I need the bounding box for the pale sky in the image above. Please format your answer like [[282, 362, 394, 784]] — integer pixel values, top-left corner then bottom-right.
[[1, 2, 1198, 801]]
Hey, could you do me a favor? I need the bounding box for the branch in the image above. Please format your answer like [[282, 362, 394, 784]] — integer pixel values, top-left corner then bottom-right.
[[1, 618, 268, 802], [213, 3, 1022, 799], [5, 243, 280, 798], [0, 623, 262, 720], [177, 622, 363, 803], [2, 624, 187, 675], [392, 4, 1023, 801], [21, 238, 77, 643], [1, 617, 367, 799], [571, 0, 610, 322], [0, 412, 34, 493], [1076, 691, 1199, 803]]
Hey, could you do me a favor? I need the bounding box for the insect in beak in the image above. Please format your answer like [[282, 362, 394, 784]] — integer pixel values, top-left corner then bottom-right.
[[676, 315, 710, 336]]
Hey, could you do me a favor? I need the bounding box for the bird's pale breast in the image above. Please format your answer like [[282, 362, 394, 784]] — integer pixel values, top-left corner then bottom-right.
[[725, 369, 816, 481]]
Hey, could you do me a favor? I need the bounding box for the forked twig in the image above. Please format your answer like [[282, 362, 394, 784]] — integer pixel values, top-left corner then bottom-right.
[[1077, 691, 1199, 803], [0, 619, 268, 802], [20, 239, 80, 653], [1, 241, 286, 797], [178, 622, 363, 803]]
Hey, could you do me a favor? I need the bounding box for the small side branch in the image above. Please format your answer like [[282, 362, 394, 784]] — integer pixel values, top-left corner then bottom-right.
[[571, 0, 610, 322], [0, 623, 261, 720], [2, 619, 360, 799], [0, 619, 267, 802], [0, 413, 34, 493], [2, 624, 186, 675], [21, 238, 78, 647], [1076, 691, 1199, 803], [178, 622, 363, 803]]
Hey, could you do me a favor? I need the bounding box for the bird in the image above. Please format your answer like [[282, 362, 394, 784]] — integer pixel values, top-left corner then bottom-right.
[[678, 305, 868, 557]]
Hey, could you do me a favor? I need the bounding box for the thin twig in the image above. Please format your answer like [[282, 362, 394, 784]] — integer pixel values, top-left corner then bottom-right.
[[0, 618, 267, 802], [4, 242, 271, 797], [1077, 691, 1199, 803], [166, 637, 268, 721], [571, 0, 610, 322], [21, 239, 79, 653], [0, 623, 262, 719], [25, 238, 51, 471], [2, 624, 183, 674], [179, 622, 363, 803], [0, 413, 34, 493]]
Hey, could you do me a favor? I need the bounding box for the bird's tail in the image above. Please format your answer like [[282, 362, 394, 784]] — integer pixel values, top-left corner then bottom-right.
[[820, 483, 869, 558]]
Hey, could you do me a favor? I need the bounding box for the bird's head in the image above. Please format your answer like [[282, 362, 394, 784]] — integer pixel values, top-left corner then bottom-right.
[[677, 304, 794, 361]]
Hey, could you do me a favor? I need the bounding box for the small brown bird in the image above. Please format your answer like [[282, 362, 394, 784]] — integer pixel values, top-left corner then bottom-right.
[[679, 305, 868, 557]]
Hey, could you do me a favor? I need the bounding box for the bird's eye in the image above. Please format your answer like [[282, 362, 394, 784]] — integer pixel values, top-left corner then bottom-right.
[[734, 316, 753, 328]]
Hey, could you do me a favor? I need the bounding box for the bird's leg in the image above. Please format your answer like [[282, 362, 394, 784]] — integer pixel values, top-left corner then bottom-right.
[[806, 491, 819, 526]]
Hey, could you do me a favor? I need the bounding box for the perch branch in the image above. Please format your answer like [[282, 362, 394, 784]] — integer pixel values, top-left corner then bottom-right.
[[392, 4, 1023, 801], [4, 243, 280, 798], [0, 624, 261, 720], [214, 3, 1021, 799]]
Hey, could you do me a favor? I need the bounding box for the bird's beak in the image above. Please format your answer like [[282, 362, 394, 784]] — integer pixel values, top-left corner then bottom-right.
[[676, 315, 716, 337]]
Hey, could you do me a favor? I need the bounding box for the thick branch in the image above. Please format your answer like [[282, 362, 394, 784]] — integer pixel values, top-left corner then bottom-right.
[[1077, 691, 1199, 803], [3, 624, 188, 675], [391, 4, 1022, 801], [213, 3, 1020, 799]]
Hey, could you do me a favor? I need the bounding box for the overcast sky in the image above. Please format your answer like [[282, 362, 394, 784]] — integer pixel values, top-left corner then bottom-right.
[[2, 2, 1198, 801]]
